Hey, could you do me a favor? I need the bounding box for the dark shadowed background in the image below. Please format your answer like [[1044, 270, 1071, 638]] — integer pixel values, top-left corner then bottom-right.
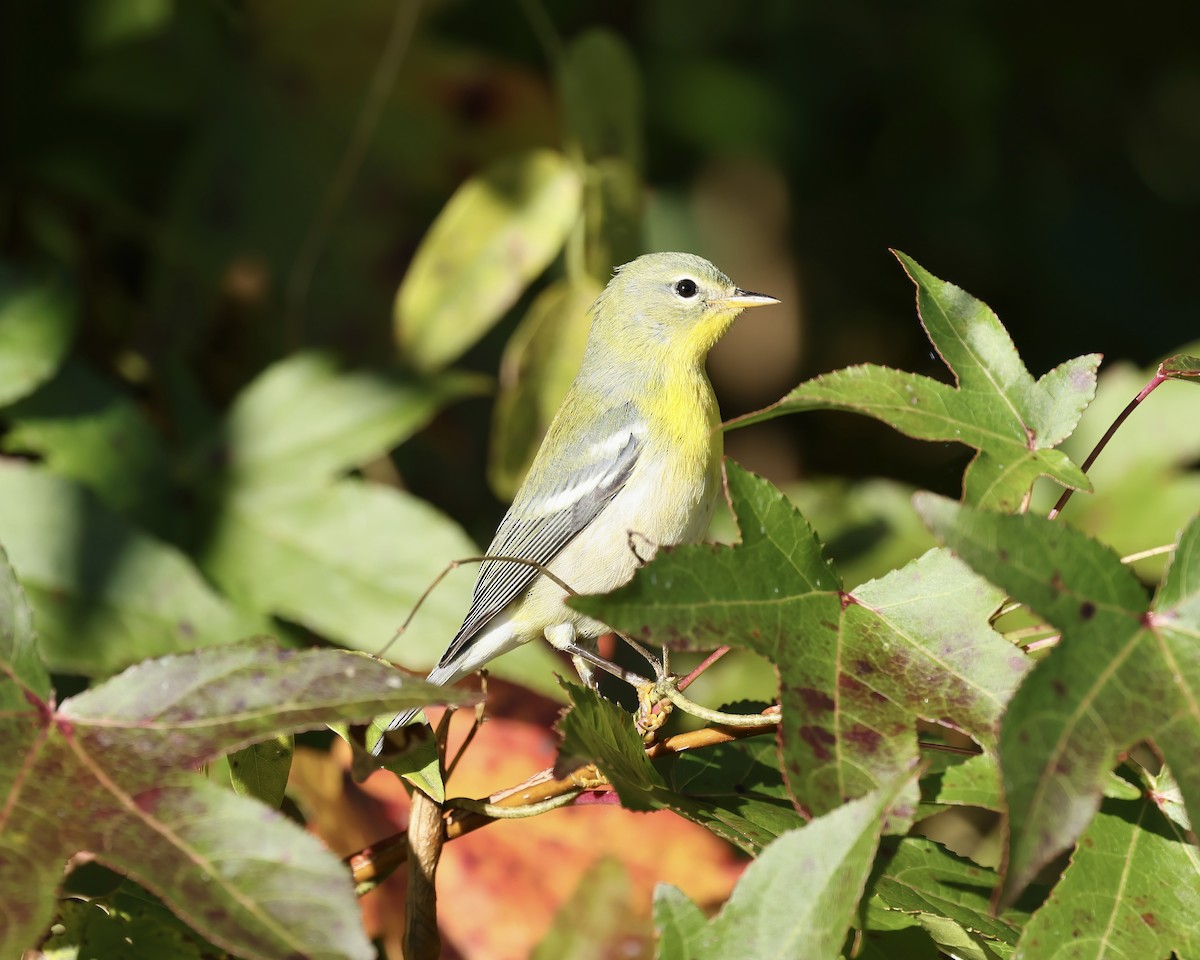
[[3, 0, 1197, 543]]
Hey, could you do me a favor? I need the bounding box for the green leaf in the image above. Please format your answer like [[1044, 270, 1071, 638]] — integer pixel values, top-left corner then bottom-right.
[[869, 838, 1025, 948], [199, 476, 562, 693], [575, 463, 1027, 823], [2, 358, 171, 528], [654, 884, 708, 960], [658, 736, 806, 852], [1013, 796, 1200, 959], [734, 253, 1099, 511], [0, 540, 48, 702], [915, 917, 1011, 960], [557, 682, 667, 810], [488, 276, 600, 499], [916, 497, 1200, 904], [693, 774, 913, 960], [782, 476, 937, 589], [0, 461, 265, 675], [60, 638, 473, 775], [99, 776, 371, 960], [395, 149, 583, 371], [558, 685, 802, 853], [1037, 346, 1200, 580], [920, 753, 1003, 814], [40, 897, 210, 960], [561, 29, 642, 174], [1, 635, 468, 958], [204, 351, 485, 495], [228, 735, 293, 809], [0, 269, 77, 407], [1160, 353, 1200, 382]]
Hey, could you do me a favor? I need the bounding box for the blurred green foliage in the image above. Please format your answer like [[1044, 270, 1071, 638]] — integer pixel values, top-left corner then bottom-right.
[[3, 0, 1198, 534]]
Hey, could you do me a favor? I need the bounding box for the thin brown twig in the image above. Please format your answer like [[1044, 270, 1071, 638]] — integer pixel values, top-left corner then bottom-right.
[[676, 646, 731, 691], [917, 740, 982, 758], [347, 714, 778, 888], [376, 554, 580, 659], [1048, 370, 1168, 520]]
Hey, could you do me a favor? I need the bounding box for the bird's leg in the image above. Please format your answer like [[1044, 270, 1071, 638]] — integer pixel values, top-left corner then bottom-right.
[[615, 632, 666, 680], [545, 623, 651, 688]]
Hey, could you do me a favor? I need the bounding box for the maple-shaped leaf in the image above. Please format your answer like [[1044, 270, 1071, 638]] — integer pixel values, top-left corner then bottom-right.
[[917, 497, 1200, 905], [0, 543, 474, 960], [731, 252, 1100, 511], [572, 462, 1030, 824], [1013, 794, 1200, 959]]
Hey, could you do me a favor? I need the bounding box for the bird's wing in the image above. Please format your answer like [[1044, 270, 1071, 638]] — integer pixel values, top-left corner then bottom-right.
[[436, 402, 644, 670]]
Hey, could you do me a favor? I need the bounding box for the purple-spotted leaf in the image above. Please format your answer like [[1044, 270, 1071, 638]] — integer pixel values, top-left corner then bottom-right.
[[57, 637, 474, 783], [731, 253, 1099, 511], [916, 497, 1200, 905], [1013, 795, 1200, 959], [0, 565, 472, 960], [574, 463, 1028, 824]]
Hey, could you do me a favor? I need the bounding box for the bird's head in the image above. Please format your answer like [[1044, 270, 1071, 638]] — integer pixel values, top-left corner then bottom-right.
[[590, 252, 778, 363]]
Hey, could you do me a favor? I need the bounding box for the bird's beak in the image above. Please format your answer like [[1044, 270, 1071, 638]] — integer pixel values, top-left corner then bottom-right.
[[715, 289, 780, 308]]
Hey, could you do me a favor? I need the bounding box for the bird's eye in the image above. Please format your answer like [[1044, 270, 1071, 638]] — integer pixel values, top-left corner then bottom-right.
[[674, 278, 698, 298]]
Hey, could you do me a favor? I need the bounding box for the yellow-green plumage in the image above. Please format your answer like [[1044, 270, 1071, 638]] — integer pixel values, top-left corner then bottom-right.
[[374, 252, 777, 750]]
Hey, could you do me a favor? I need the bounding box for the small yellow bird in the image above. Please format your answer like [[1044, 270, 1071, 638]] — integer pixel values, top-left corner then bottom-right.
[[373, 252, 777, 752]]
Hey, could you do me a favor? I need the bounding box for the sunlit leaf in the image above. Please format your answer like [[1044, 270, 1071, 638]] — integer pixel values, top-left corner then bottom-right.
[[920, 753, 1003, 814], [1032, 346, 1200, 580], [733, 253, 1099, 510], [917, 497, 1200, 904], [205, 351, 485, 495], [654, 883, 707, 960], [557, 685, 802, 853], [395, 149, 582, 371], [199, 476, 560, 694], [692, 774, 913, 959], [1013, 796, 1200, 959]]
